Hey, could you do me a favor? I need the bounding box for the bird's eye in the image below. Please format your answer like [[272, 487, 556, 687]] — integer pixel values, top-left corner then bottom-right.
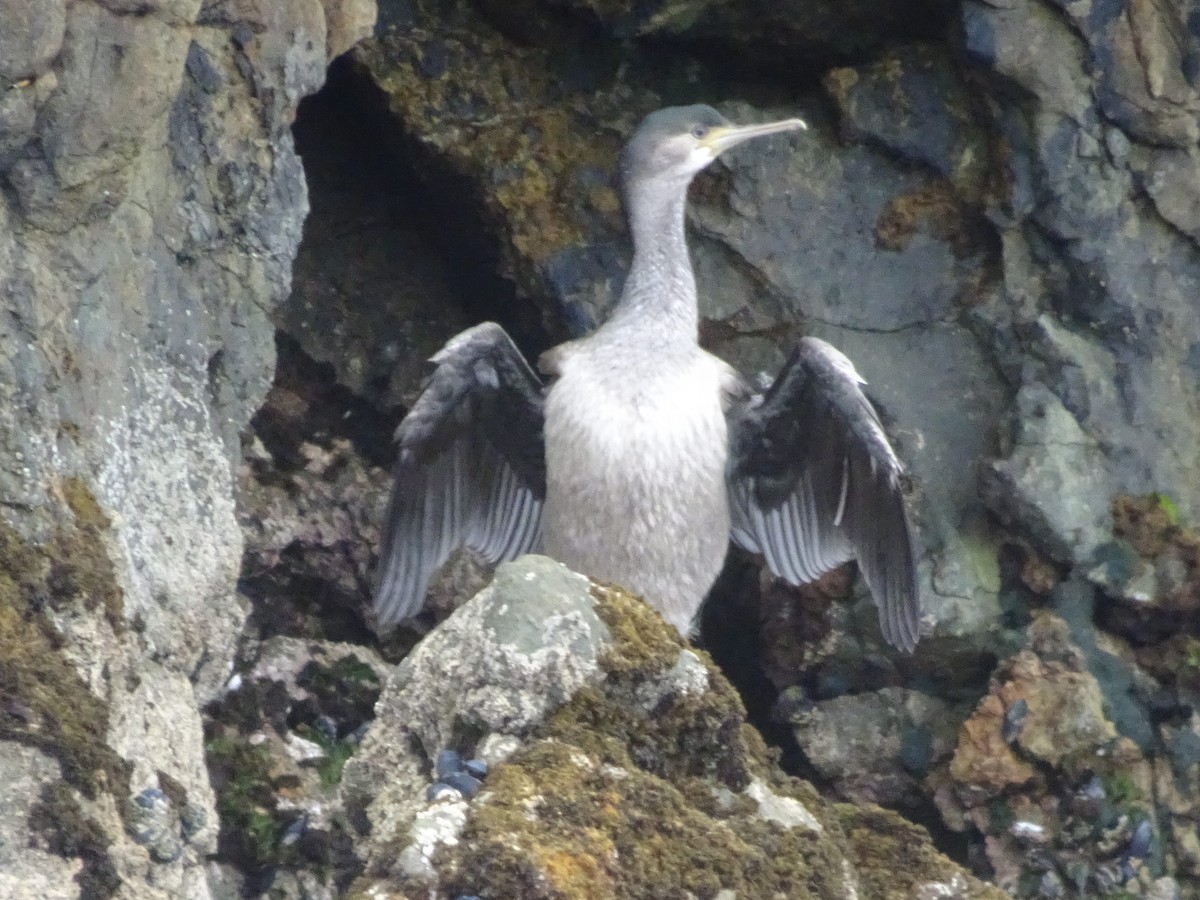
[[691, 125, 709, 139]]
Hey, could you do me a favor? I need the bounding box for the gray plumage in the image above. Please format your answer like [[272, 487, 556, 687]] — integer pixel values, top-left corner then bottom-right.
[[373, 104, 923, 651]]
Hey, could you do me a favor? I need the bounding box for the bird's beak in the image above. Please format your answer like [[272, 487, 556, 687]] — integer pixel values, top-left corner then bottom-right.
[[704, 117, 808, 155]]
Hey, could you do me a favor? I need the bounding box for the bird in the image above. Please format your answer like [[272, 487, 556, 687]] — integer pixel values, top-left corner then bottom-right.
[[371, 104, 922, 651]]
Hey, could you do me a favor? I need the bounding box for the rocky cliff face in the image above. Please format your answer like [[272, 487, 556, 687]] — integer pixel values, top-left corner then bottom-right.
[[0, 0, 372, 897], [3, 0, 1200, 897]]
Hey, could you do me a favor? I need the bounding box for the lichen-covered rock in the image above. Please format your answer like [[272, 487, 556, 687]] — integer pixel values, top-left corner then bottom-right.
[[350, 0, 639, 318], [939, 613, 1159, 896], [341, 557, 615, 861], [343, 556, 1004, 899], [0, 746, 85, 900]]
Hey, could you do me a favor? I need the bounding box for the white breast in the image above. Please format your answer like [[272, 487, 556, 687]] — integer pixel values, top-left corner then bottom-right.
[[541, 347, 733, 634]]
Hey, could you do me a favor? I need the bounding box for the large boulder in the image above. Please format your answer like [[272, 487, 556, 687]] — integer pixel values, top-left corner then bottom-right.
[[341, 556, 1006, 899]]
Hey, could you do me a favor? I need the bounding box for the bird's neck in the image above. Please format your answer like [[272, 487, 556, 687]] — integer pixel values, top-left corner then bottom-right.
[[608, 176, 698, 344]]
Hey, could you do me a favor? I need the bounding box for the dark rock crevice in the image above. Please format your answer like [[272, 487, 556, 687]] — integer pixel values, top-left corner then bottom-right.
[[293, 54, 561, 367]]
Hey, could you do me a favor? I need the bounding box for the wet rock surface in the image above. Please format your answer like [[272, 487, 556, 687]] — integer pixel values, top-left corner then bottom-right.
[[786, 686, 970, 808]]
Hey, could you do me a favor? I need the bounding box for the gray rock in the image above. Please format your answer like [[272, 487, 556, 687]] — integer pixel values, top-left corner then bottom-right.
[[341, 555, 612, 854], [0, 0, 66, 81], [1134, 147, 1200, 244], [743, 776, 823, 831], [691, 106, 979, 334], [825, 45, 988, 191], [969, 0, 1200, 545], [982, 383, 1113, 564], [0, 747, 80, 900], [397, 798, 470, 880], [789, 687, 967, 806]]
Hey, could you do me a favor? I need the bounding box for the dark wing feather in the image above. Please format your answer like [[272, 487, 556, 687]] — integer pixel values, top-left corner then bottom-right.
[[373, 322, 545, 629], [726, 337, 921, 651]]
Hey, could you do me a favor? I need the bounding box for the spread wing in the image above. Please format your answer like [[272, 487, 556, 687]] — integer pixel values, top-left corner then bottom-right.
[[373, 322, 545, 629], [726, 337, 921, 651]]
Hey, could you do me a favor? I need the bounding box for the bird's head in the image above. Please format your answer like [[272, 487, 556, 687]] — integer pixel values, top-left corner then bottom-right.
[[620, 104, 807, 190]]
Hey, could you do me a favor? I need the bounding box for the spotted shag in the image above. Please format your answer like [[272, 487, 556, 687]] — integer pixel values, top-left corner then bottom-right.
[[373, 105, 922, 651]]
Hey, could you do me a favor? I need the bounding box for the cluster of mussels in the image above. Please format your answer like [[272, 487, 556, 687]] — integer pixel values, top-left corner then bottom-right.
[[1008, 772, 1159, 898], [426, 748, 489, 802]]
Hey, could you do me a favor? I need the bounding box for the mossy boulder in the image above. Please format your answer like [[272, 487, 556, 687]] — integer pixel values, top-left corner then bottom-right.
[[342, 556, 1004, 898]]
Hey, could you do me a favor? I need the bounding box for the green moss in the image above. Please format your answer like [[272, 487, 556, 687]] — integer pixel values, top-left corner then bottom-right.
[[1100, 772, 1142, 806], [409, 583, 857, 897], [61, 476, 109, 529], [28, 781, 120, 900], [295, 652, 382, 727], [0, 521, 129, 799], [1112, 493, 1198, 559], [361, 578, 985, 898], [156, 769, 189, 811], [1148, 492, 1181, 525], [535, 584, 757, 790], [590, 584, 683, 677], [987, 797, 1014, 832], [296, 723, 358, 788], [206, 729, 289, 869], [318, 742, 356, 787]]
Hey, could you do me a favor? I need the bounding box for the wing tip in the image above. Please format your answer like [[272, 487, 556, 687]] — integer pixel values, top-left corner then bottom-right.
[[877, 575, 923, 653], [371, 565, 425, 634], [881, 608, 921, 653]]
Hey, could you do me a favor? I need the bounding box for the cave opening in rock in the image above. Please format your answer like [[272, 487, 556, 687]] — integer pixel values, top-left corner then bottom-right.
[[236, 51, 565, 654]]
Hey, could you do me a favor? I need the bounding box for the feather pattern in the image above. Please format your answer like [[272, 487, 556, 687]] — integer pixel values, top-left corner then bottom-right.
[[373, 322, 546, 628], [726, 336, 921, 651]]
